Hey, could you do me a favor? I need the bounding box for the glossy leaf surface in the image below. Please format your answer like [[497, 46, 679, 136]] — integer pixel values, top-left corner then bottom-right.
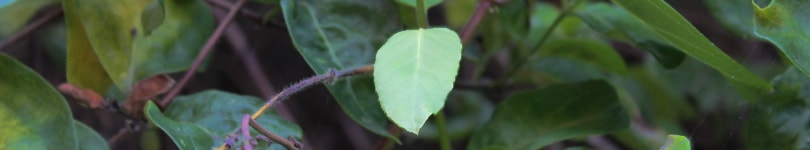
[[0, 54, 77, 149], [280, 0, 401, 139], [610, 0, 772, 93], [374, 28, 463, 134], [576, 3, 685, 69], [753, 0, 810, 79], [163, 90, 302, 149], [63, 0, 215, 92], [467, 80, 629, 150], [145, 102, 214, 150]]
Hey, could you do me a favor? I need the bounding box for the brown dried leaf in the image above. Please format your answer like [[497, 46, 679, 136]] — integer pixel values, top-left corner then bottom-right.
[[58, 83, 105, 109], [125, 75, 175, 118]]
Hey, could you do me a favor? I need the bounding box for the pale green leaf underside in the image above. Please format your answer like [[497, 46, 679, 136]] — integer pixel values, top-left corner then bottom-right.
[[610, 0, 773, 94], [374, 28, 462, 134], [753, 0, 810, 80]]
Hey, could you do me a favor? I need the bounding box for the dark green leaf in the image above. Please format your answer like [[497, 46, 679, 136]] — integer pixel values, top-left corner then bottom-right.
[[63, 0, 215, 91], [144, 101, 214, 150], [163, 90, 302, 149], [703, 0, 772, 38], [609, 0, 773, 94], [541, 38, 627, 74], [520, 57, 606, 84], [467, 80, 629, 150], [576, 3, 685, 69], [374, 28, 462, 134], [280, 0, 401, 140], [743, 67, 810, 149], [660, 135, 691, 150], [74, 120, 109, 150], [753, 0, 810, 80], [0, 54, 77, 149]]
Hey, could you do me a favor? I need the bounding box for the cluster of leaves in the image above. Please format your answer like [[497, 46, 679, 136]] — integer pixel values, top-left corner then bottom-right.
[[3, 0, 810, 149]]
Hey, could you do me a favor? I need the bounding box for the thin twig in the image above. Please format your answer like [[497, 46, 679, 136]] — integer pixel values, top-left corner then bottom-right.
[[107, 127, 132, 146], [460, 0, 491, 45], [249, 118, 299, 150], [250, 65, 374, 119], [160, 0, 248, 107], [0, 6, 63, 51], [221, 19, 277, 100], [206, 0, 264, 23], [241, 115, 255, 150]]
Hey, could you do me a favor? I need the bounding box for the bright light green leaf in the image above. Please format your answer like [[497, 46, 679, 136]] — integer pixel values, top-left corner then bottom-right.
[[610, 0, 773, 94], [374, 28, 462, 134], [163, 90, 302, 149], [576, 3, 685, 69], [144, 101, 214, 150], [660, 135, 691, 150], [467, 80, 629, 150], [541, 38, 628, 74], [280, 0, 401, 140], [396, 0, 443, 9], [0, 0, 57, 36], [753, 0, 810, 80], [0, 54, 77, 150], [74, 120, 109, 150], [63, 0, 215, 92]]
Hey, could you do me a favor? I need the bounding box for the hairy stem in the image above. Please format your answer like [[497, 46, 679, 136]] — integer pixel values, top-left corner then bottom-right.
[[160, 0, 248, 108], [249, 118, 299, 150], [251, 65, 374, 119], [241, 115, 254, 150]]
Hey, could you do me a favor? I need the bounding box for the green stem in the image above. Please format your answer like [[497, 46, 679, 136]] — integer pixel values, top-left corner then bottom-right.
[[493, 0, 583, 86], [416, 0, 428, 28], [436, 110, 451, 150]]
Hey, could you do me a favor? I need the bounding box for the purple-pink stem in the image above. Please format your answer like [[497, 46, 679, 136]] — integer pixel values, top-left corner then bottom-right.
[[241, 115, 254, 150]]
